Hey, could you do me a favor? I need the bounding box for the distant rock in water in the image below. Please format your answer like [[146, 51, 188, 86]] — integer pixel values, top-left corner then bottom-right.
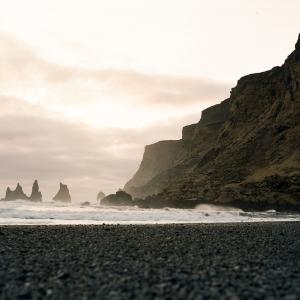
[[101, 191, 133, 206], [2, 183, 29, 201], [96, 191, 106, 201], [3, 187, 13, 201], [81, 201, 90, 207], [1, 181, 43, 202], [29, 180, 42, 202], [53, 183, 71, 202]]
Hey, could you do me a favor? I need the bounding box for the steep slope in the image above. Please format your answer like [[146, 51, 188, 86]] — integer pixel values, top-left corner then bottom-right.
[[125, 98, 230, 197], [124, 34, 300, 208], [124, 140, 184, 195]]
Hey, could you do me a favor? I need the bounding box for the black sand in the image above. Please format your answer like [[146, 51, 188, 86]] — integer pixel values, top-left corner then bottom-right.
[[0, 223, 300, 300]]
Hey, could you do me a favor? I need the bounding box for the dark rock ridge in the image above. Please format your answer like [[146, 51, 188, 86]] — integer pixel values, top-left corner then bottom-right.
[[101, 191, 133, 206], [124, 34, 300, 209], [1, 181, 42, 202], [53, 183, 71, 202]]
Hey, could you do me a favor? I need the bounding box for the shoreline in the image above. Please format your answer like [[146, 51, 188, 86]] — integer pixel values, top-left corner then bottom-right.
[[1, 223, 300, 299], [1, 220, 300, 226], [2, 198, 300, 212], [1, 200, 300, 225], [4, 221, 300, 228]]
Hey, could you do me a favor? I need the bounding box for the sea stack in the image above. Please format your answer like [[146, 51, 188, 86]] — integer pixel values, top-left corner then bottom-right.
[[53, 183, 72, 202], [4, 187, 13, 201], [29, 180, 42, 202], [14, 183, 28, 200], [3, 183, 29, 201]]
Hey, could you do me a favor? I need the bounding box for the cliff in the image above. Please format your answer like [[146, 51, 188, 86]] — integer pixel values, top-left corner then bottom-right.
[[124, 34, 300, 208], [125, 98, 231, 199], [124, 140, 184, 195]]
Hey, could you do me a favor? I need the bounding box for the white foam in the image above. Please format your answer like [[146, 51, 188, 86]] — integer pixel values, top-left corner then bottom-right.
[[0, 200, 299, 225]]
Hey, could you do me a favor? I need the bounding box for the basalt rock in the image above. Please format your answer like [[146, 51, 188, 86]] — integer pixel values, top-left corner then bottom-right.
[[53, 183, 71, 203], [124, 34, 300, 209], [29, 180, 42, 202], [2, 183, 29, 201], [101, 191, 133, 206]]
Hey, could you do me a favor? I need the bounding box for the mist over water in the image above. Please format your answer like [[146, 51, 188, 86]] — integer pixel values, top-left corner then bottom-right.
[[195, 204, 242, 212], [0, 200, 299, 225]]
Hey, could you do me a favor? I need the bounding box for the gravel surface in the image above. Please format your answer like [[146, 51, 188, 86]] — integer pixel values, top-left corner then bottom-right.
[[0, 223, 300, 300]]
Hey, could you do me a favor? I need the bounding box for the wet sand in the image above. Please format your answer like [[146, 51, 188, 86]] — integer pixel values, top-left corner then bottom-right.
[[0, 223, 300, 299]]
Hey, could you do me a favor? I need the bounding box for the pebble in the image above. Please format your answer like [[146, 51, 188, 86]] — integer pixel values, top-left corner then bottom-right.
[[0, 223, 299, 300]]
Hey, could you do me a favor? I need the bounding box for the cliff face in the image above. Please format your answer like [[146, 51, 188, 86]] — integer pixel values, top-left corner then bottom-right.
[[124, 140, 184, 195], [125, 98, 231, 198], [124, 34, 300, 207]]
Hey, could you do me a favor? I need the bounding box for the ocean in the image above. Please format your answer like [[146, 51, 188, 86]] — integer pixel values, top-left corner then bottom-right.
[[0, 200, 299, 225]]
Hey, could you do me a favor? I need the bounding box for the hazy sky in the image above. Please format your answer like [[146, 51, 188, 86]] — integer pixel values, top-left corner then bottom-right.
[[0, 0, 299, 201]]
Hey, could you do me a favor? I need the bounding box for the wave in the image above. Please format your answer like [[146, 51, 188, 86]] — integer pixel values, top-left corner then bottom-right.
[[0, 200, 299, 225]]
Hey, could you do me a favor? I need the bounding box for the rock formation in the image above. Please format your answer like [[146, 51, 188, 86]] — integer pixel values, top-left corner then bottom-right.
[[124, 140, 184, 193], [124, 34, 300, 209], [29, 180, 42, 202], [1, 181, 43, 202], [53, 183, 71, 202], [3, 187, 13, 201], [2, 183, 29, 201], [101, 191, 133, 206], [96, 191, 106, 202], [125, 99, 230, 197]]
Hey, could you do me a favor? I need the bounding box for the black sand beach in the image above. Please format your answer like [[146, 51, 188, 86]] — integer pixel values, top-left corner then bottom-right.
[[0, 223, 300, 300]]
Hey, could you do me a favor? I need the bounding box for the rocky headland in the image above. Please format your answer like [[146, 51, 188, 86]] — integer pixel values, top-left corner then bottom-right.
[[120, 34, 300, 209]]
